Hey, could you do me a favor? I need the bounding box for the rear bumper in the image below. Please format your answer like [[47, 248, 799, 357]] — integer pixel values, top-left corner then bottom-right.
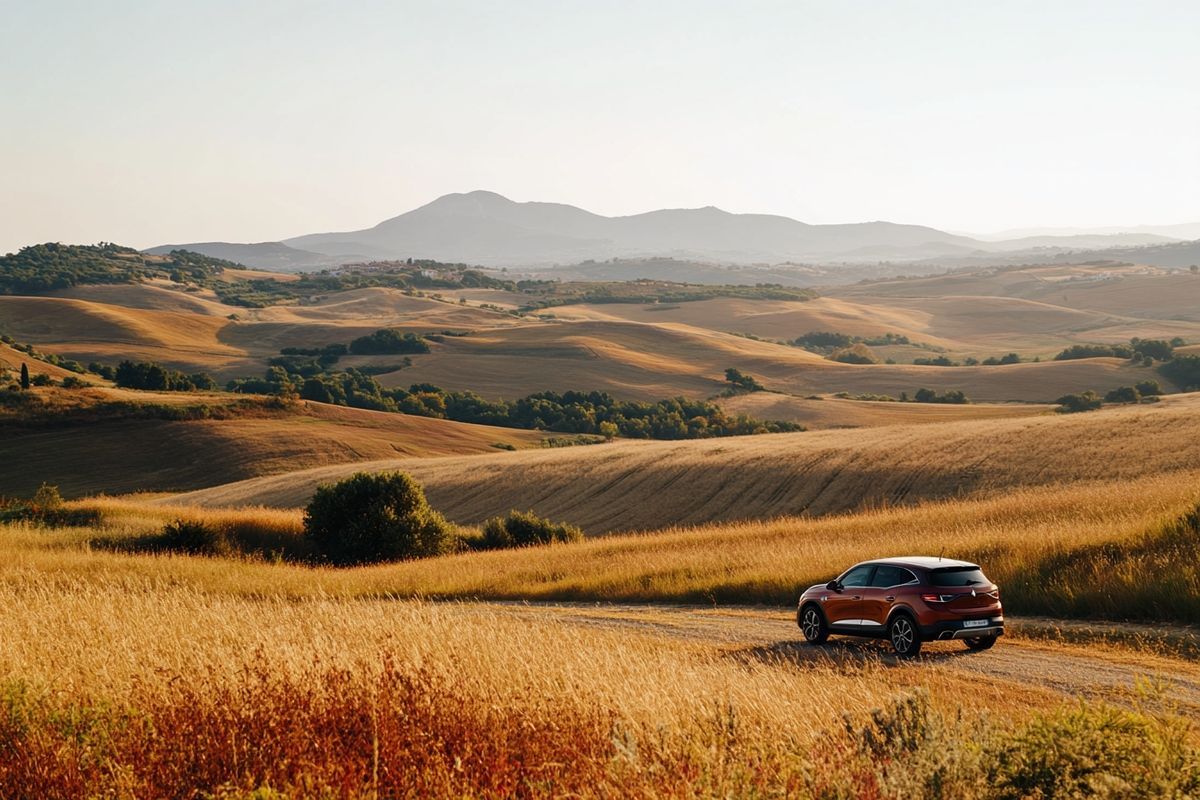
[[920, 617, 1004, 640]]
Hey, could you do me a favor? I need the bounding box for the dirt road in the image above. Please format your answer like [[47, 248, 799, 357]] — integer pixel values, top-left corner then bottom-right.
[[498, 603, 1200, 714]]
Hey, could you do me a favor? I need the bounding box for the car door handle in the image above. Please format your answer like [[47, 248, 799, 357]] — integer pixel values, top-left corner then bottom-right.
[[852, 595, 862, 601], [885, 596, 895, 602]]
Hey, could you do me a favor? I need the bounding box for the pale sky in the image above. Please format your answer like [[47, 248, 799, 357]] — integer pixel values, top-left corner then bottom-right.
[[2, 0, 1199, 254]]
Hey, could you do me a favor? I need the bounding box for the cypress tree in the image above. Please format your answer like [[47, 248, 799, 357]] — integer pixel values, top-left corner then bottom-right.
[[19, 362, 30, 390]]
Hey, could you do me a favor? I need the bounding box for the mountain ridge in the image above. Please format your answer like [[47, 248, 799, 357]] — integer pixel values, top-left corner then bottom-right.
[[149, 190, 1199, 272]]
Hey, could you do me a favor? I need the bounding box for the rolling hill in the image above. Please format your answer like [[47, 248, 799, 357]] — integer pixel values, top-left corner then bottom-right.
[[385, 317, 1159, 403], [0, 391, 544, 498], [167, 392, 1200, 534]]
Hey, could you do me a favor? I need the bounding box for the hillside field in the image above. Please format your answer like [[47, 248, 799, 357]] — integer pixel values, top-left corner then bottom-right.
[[168, 392, 1200, 532]]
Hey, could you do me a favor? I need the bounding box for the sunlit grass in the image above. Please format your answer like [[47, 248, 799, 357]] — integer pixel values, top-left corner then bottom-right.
[[18, 471, 1197, 623]]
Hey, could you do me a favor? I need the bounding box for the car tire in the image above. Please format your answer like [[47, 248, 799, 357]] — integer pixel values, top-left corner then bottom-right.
[[964, 635, 997, 651], [798, 605, 829, 644], [888, 614, 922, 658]]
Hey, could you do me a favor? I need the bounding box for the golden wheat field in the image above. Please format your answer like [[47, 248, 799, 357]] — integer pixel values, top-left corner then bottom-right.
[[164, 393, 1200, 533], [11, 468, 1191, 618], [3, 469, 1200, 796]]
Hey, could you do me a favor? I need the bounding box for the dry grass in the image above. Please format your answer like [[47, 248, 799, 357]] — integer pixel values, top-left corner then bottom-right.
[[0, 565, 1129, 798], [388, 315, 1154, 403], [8, 469, 1197, 624], [1, 530, 1197, 796], [169, 394, 1200, 534], [719, 392, 1050, 429], [3, 470, 1200, 793]]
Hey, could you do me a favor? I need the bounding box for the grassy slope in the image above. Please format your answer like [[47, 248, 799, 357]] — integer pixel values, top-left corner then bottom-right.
[[0, 284, 523, 379], [0, 342, 82, 381], [718, 392, 1052, 429], [557, 265, 1200, 357], [387, 317, 1152, 402], [170, 393, 1200, 532], [0, 391, 543, 497]]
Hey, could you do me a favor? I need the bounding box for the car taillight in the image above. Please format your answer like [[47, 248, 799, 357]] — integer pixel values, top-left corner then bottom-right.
[[922, 593, 957, 603]]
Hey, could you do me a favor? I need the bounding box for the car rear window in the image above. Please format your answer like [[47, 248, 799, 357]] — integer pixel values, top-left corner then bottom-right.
[[929, 567, 989, 587]]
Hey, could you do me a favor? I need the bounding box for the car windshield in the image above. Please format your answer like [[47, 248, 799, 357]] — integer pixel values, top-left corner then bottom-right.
[[929, 567, 989, 587]]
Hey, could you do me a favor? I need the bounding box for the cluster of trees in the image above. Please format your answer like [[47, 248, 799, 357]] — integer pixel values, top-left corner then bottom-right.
[[348, 329, 430, 355], [230, 362, 801, 439], [723, 368, 765, 392], [0, 243, 239, 294], [908, 388, 970, 404], [114, 361, 217, 392], [829, 343, 881, 365], [1161, 355, 1200, 391], [213, 262, 515, 308], [1055, 338, 1184, 363], [793, 331, 912, 351], [913, 355, 957, 367], [1056, 380, 1164, 414], [519, 281, 815, 312]]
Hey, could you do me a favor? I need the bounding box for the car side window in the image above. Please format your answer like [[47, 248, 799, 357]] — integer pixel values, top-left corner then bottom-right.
[[872, 566, 916, 587], [841, 565, 874, 588]]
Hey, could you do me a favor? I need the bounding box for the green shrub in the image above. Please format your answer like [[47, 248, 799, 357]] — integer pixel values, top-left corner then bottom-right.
[[989, 703, 1200, 799], [982, 353, 1022, 365], [912, 388, 970, 404], [913, 355, 958, 366], [347, 329, 430, 355], [1054, 343, 1134, 361], [477, 510, 583, 550], [1160, 354, 1200, 390], [1130, 337, 1174, 361], [304, 472, 454, 565], [159, 520, 233, 557], [61, 375, 89, 389], [1056, 391, 1103, 413], [829, 343, 880, 364], [1134, 379, 1163, 396], [723, 367, 764, 392], [1104, 385, 1140, 404]]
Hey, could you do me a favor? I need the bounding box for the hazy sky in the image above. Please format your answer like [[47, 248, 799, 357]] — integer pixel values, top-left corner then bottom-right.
[[3, 0, 1199, 253]]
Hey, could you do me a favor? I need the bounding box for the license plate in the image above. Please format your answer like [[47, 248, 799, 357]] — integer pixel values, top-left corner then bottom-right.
[[963, 619, 989, 628]]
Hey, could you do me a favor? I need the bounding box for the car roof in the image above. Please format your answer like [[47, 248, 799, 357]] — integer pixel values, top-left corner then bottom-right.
[[855, 556, 979, 571]]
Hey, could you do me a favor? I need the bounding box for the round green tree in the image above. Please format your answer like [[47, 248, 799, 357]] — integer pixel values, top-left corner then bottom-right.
[[304, 471, 454, 565]]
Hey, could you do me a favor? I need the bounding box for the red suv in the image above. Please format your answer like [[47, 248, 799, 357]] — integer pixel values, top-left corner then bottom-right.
[[796, 557, 1003, 657]]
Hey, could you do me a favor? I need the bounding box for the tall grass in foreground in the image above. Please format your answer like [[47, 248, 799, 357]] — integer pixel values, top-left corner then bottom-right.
[[0, 576, 1196, 798], [18, 471, 1197, 624]]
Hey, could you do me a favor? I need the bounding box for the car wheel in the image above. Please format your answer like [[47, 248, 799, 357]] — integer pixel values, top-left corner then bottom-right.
[[888, 614, 922, 658], [964, 635, 997, 651], [799, 605, 828, 644]]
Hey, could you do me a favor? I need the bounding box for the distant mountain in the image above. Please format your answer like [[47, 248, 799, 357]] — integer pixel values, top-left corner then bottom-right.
[[143, 241, 339, 271], [281, 190, 984, 267], [974, 224, 1198, 243], [150, 190, 1200, 273], [985, 233, 1179, 252]]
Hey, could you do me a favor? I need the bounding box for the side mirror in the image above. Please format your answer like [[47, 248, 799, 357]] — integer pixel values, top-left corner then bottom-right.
[[826, 580, 842, 593]]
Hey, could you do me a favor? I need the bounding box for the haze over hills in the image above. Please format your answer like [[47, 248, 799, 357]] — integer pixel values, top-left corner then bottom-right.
[[152, 190, 1196, 273]]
